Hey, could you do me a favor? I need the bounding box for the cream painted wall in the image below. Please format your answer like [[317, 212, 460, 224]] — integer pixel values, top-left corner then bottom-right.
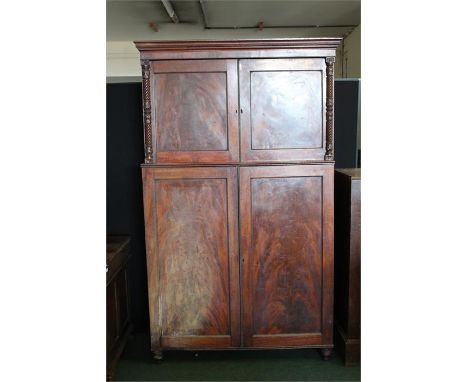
[[106, 41, 141, 80], [339, 24, 361, 151], [342, 25, 361, 78]]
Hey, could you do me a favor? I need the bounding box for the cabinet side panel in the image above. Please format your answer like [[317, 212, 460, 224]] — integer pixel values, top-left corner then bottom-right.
[[156, 178, 230, 336], [348, 179, 361, 338], [142, 169, 160, 350], [334, 173, 350, 331]]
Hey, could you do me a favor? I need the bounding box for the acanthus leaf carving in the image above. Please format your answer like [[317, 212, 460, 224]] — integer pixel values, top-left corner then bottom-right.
[[325, 56, 335, 161], [141, 59, 153, 163]]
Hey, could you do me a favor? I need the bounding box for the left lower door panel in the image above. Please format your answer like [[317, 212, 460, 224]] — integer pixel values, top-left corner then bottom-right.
[[142, 166, 240, 350]]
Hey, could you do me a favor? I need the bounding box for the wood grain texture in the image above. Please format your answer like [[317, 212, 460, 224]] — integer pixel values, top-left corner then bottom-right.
[[334, 169, 361, 365], [142, 167, 240, 350], [348, 178, 361, 338], [106, 236, 133, 380], [240, 165, 334, 348], [250, 176, 323, 334], [156, 72, 227, 151], [252, 334, 322, 348], [135, 38, 342, 61], [239, 59, 327, 162], [250, 71, 322, 150], [135, 38, 343, 51], [136, 39, 339, 355], [151, 60, 239, 164], [161, 335, 231, 348], [157, 178, 230, 336], [106, 236, 131, 286]]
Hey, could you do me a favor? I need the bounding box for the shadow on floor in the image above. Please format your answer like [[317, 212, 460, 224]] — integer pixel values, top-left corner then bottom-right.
[[115, 332, 360, 381]]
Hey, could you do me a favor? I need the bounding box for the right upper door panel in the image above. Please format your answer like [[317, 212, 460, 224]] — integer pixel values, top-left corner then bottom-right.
[[239, 58, 326, 162]]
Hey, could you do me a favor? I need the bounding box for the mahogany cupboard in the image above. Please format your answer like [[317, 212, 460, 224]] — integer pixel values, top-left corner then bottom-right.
[[135, 38, 340, 361]]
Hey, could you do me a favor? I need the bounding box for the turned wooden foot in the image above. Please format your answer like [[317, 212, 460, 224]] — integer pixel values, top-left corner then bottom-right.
[[152, 350, 163, 361], [319, 348, 333, 361]]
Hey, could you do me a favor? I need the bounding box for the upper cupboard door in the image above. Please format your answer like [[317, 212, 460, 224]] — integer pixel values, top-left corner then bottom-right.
[[152, 60, 239, 163], [239, 59, 326, 162]]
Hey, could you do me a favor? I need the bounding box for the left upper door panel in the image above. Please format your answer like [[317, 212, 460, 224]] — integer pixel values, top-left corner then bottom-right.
[[150, 60, 239, 163]]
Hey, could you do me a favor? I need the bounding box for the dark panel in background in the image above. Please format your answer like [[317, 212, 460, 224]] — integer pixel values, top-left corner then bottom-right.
[[335, 80, 360, 168], [107, 83, 149, 331], [106, 79, 361, 332]]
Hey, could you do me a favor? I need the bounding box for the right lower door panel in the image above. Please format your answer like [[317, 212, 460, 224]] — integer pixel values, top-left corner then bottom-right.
[[240, 165, 334, 347]]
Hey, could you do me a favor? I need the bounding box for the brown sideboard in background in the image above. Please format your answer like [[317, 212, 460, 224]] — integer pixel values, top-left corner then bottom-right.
[[107, 236, 133, 380], [334, 169, 361, 365]]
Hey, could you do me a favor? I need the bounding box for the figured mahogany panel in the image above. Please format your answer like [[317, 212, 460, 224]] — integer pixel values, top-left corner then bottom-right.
[[251, 176, 323, 333], [152, 60, 239, 163], [240, 165, 334, 348], [157, 178, 230, 336], [239, 59, 327, 162], [142, 167, 240, 349], [156, 72, 227, 151], [250, 71, 322, 150]]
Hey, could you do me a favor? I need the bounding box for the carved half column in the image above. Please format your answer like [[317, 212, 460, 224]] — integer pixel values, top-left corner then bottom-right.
[[141, 60, 154, 163], [325, 57, 335, 161]]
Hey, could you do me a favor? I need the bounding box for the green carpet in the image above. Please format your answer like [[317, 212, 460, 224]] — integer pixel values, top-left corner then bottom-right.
[[115, 333, 360, 381]]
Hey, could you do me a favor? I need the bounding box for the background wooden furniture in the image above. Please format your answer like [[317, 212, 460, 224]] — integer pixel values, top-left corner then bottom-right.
[[334, 169, 361, 365], [107, 236, 133, 380], [136, 38, 340, 361]]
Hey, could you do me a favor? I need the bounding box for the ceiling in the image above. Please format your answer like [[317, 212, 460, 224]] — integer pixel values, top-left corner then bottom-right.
[[107, 0, 360, 41], [200, 0, 360, 28]]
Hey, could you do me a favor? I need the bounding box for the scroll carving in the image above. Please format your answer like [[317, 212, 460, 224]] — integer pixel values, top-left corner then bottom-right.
[[141, 60, 153, 163], [325, 57, 335, 161]]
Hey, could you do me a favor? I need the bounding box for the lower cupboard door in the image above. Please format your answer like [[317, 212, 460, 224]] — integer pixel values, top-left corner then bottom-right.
[[239, 165, 334, 348], [142, 167, 240, 349]]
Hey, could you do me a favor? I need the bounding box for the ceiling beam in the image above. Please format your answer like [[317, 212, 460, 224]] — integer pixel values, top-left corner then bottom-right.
[[161, 0, 179, 23], [203, 24, 358, 30], [199, 0, 209, 29]]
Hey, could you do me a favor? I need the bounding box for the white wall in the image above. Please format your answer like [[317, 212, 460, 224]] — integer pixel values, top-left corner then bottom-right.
[[337, 25, 361, 152], [341, 25, 361, 78], [106, 41, 141, 81]]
